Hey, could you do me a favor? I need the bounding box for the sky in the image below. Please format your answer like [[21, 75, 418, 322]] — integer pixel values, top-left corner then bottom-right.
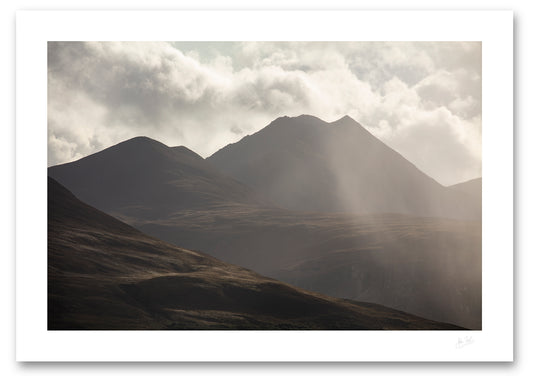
[[48, 41, 481, 186]]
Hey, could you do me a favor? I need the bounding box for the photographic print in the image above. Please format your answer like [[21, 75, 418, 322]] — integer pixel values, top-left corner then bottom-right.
[[16, 10, 513, 361], [47, 41, 481, 331]]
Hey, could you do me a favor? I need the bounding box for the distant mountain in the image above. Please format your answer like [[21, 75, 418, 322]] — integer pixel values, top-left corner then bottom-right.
[[48, 177, 461, 330], [450, 177, 482, 202], [48, 136, 270, 221], [208, 115, 480, 220]]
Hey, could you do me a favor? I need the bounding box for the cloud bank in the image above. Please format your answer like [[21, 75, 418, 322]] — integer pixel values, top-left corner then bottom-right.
[[48, 41, 481, 185]]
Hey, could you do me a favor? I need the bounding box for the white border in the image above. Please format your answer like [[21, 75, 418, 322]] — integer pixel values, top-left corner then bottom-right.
[[16, 10, 513, 362]]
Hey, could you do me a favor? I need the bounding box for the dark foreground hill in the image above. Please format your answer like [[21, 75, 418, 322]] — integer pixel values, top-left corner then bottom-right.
[[48, 177, 461, 330], [208, 115, 480, 220]]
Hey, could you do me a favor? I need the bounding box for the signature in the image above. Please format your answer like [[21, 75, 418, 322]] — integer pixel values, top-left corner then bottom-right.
[[456, 335, 474, 349]]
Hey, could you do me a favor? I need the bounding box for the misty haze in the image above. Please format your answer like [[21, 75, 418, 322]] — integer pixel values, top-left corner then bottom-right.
[[48, 42, 481, 330]]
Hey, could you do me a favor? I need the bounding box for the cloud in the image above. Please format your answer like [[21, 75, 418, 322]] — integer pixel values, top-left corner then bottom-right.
[[382, 108, 481, 185], [48, 41, 481, 185]]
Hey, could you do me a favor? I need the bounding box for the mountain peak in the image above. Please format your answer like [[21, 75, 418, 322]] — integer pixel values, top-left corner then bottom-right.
[[294, 114, 322, 121], [127, 135, 157, 142], [330, 115, 362, 127], [116, 136, 168, 149], [338, 115, 354, 122], [270, 114, 324, 126], [208, 114, 480, 219], [273, 114, 364, 129], [48, 133, 269, 217]]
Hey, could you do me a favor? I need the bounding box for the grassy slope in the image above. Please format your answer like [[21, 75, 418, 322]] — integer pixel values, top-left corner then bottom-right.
[[48, 177, 462, 330], [137, 205, 481, 329]]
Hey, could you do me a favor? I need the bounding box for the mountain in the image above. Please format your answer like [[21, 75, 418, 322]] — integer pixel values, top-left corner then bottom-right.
[[208, 115, 480, 220], [48, 177, 461, 330], [450, 177, 482, 203], [48, 130, 481, 329], [48, 136, 269, 221]]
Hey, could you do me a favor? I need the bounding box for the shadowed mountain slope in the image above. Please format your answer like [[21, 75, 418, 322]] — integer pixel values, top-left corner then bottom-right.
[[208, 115, 480, 220], [48, 177, 461, 330], [48, 136, 270, 220], [450, 177, 482, 205]]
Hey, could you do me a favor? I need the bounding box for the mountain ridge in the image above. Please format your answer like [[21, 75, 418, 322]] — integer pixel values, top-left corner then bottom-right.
[[48, 135, 271, 220]]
